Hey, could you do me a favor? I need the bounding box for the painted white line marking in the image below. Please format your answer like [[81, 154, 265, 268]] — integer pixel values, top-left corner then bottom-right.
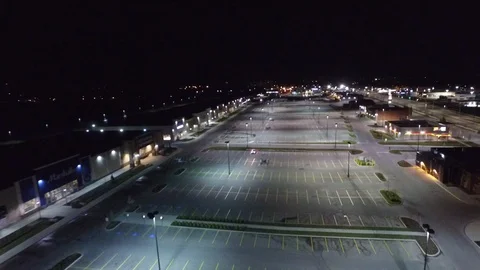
[[356, 190, 366, 205], [215, 186, 224, 199], [345, 190, 354, 205], [234, 186, 242, 200], [244, 187, 251, 201], [336, 190, 343, 206]]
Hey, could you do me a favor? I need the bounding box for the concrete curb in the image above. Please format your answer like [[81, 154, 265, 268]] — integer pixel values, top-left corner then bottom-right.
[[64, 253, 83, 270], [0, 149, 181, 264]]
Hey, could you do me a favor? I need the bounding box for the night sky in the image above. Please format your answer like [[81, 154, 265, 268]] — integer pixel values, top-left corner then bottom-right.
[[2, 3, 479, 93]]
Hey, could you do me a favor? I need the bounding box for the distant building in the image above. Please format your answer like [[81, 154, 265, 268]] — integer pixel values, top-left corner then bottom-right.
[[423, 91, 455, 100], [360, 104, 412, 126], [385, 120, 450, 140], [416, 147, 480, 194]]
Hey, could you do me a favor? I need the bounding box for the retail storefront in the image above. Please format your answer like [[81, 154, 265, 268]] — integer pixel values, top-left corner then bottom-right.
[[34, 155, 84, 206]]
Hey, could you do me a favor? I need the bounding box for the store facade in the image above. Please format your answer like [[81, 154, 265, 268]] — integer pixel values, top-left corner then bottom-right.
[[34, 155, 85, 206]]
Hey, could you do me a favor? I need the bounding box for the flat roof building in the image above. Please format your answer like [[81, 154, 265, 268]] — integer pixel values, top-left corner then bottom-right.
[[385, 120, 450, 140], [416, 147, 480, 194]]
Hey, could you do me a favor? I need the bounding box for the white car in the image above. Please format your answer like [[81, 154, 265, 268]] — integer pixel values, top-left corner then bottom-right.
[[250, 149, 257, 154]]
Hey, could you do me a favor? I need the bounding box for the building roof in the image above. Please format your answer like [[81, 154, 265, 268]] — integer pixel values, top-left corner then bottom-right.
[[387, 119, 440, 128], [0, 130, 153, 189], [366, 104, 408, 111]]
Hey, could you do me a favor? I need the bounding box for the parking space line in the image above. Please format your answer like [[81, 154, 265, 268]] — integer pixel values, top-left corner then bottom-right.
[[364, 172, 373, 183], [212, 169, 219, 178], [181, 260, 190, 270], [125, 224, 137, 235], [232, 265, 235, 270], [269, 172, 273, 182], [326, 190, 331, 205], [172, 227, 182, 241], [339, 239, 345, 253], [317, 160, 321, 168], [366, 190, 377, 205], [212, 231, 220, 244], [215, 186, 224, 199], [337, 172, 344, 183], [198, 230, 206, 242], [285, 188, 289, 204], [215, 263, 219, 270], [225, 232, 232, 245], [186, 184, 199, 196], [312, 172, 316, 183], [254, 234, 258, 247], [116, 254, 132, 270], [201, 209, 208, 217], [132, 256, 145, 270], [305, 190, 310, 204], [196, 185, 206, 198], [336, 190, 343, 206], [308, 213, 312, 224], [260, 172, 265, 181], [244, 171, 250, 181], [191, 208, 198, 216], [320, 173, 325, 183], [303, 172, 307, 183], [324, 160, 328, 168], [100, 253, 117, 269], [142, 226, 153, 238], [184, 229, 194, 242], [276, 188, 279, 203], [345, 190, 354, 205], [165, 259, 174, 270], [149, 260, 158, 270], [315, 190, 320, 205], [224, 187, 233, 200], [359, 216, 365, 226], [248, 212, 253, 221], [225, 209, 231, 219], [372, 216, 378, 226], [178, 184, 188, 194], [383, 240, 393, 256], [268, 234, 271, 248], [236, 210, 242, 220], [204, 185, 215, 198], [244, 187, 251, 201], [354, 172, 363, 184], [324, 238, 329, 251], [254, 188, 260, 201], [333, 215, 338, 225], [251, 158, 256, 166], [356, 190, 366, 205], [159, 227, 170, 239], [213, 209, 220, 218], [235, 171, 241, 180], [260, 212, 264, 222], [296, 190, 299, 204], [220, 170, 227, 179], [239, 232, 245, 246], [198, 261, 204, 270], [385, 217, 392, 227], [244, 159, 248, 166], [345, 215, 351, 225], [400, 241, 411, 257], [369, 240, 377, 254], [265, 188, 269, 202], [329, 172, 334, 183], [195, 169, 204, 177], [84, 251, 104, 269], [252, 170, 257, 181], [234, 186, 242, 200], [353, 239, 361, 254], [295, 171, 298, 183]]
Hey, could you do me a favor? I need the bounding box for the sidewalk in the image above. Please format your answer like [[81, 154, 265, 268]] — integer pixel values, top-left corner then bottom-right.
[[0, 150, 180, 263]]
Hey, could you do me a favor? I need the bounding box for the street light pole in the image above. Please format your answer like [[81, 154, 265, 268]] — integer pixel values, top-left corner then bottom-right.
[[326, 115, 329, 138], [334, 123, 338, 149], [417, 124, 421, 152], [249, 117, 253, 138], [147, 211, 162, 270], [422, 224, 435, 270], [225, 141, 231, 175], [245, 123, 249, 148], [347, 142, 351, 178]]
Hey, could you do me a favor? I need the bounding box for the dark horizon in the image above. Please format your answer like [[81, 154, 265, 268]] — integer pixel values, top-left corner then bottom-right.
[[2, 3, 480, 94]]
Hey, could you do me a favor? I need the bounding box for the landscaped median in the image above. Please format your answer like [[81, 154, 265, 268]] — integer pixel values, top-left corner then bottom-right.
[[379, 140, 464, 146], [354, 157, 375, 166], [69, 164, 152, 209], [380, 190, 402, 205], [370, 130, 395, 140], [397, 160, 412, 167], [0, 217, 62, 256], [48, 253, 82, 270], [206, 146, 363, 155], [171, 216, 439, 255]]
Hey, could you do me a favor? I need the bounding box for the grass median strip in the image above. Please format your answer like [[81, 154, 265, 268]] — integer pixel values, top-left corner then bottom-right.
[[48, 253, 82, 270], [380, 190, 402, 205], [0, 218, 60, 255], [69, 164, 151, 208], [397, 160, 412, 167], [206, 146, 363, 155], [370, 130, 395, 140], [175, 215, 411, 231], [355, 158, 375, 166]]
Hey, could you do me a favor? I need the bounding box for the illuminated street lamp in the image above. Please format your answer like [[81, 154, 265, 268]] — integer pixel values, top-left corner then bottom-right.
[[225, 140, 231, 175], [334, 123, 338, 149], [326, 115, 329, 138], [147, 211, 162, 270], [422, 224, 435, 270], [245, 123, 249, 148], [347, 142, 351, 178], [249, 117, 253, 137]]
